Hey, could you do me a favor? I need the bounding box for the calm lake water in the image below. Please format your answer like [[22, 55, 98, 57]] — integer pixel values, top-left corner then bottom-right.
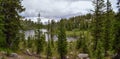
[[23, 29, 76, 41]]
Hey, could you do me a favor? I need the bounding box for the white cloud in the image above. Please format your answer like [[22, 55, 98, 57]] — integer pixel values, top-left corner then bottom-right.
[[20, 0, 117, 22], [21, 0, 92, 17]]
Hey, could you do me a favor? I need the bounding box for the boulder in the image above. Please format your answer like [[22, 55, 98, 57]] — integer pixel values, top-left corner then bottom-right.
[[1, 51, 7, 55], [66, 56, 69, 59], [25, 49, 32, 56], [10, 53, 18, 57], [78, 53, 89, 59]]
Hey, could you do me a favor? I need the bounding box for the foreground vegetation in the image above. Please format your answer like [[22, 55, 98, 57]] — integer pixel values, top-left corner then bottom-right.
[[0, 0, 120, 59]]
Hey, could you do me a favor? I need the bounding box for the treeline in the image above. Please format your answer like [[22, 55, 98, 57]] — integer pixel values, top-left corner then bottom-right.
[[47, 14, 92, 32]]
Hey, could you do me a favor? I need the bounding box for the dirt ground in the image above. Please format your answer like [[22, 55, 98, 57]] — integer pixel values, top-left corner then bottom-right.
[[0, 53, 41, 59]]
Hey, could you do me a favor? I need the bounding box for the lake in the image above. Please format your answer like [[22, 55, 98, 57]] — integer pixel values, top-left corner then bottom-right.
[[23, 29, 76, 41]]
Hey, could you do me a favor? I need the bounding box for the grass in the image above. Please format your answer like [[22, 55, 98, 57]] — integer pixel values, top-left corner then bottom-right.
[[66, 31, 80, 37], [66, 30, 91, 38]]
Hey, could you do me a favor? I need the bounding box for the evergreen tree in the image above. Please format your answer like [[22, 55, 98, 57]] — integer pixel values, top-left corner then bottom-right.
[[36, 13, 45, 55], [104, 0, 115, 56], [76, 33, 82, 50], [76, 19, 88, 53], [19, 32, 26, 49], [113, 0, 120, 57], [50, 20, 55, 47], [46, 20, 53, 59], [0, 0, 25, 49], [81, 19, 88, 53], [36, 34, 45, 54], [27, 36, 32, 48], [91, 0, 105, 58], [46, 39, 52, 59], [57, 19, 67, 59], [0, 3, 5, 48]]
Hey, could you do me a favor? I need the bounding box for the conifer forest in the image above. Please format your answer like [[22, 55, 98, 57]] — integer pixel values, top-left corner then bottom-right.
[[0, 0, 120, 59]]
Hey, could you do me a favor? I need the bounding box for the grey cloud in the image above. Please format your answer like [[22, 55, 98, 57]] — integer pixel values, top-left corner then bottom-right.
[[21, 0, 116, 20], [21, 0, 91, 18], [54, 0, 91, 2]]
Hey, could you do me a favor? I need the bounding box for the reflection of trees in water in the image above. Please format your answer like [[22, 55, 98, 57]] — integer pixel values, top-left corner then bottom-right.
[[23, 29, 76, 41]]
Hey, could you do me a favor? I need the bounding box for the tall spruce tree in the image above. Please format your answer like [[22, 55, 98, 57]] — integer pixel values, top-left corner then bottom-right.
[[113, 0, 120, 57], [0, 1, 5, 48], [27, 36, 32, 48], [46, 39, 52, 59], [36, 13, 45, 55], [46, 20, 52, 59], [50, 20, 55, 47], [57, 19, 67, 59], [76, 18, 88, 53], [0, 0, 24, 49], [104, 0, 115, 56], [82, 19, 88, 53], [91, 0, 105, 58]]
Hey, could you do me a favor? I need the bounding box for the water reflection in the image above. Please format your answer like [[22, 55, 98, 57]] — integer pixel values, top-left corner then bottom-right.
[[23, 29, 76, 41]]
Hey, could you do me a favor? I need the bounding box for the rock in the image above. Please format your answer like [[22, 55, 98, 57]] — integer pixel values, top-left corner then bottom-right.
[[86, 57, 90, 59], [26, 49, 32, 56], [52, 57, 56, 59], [1, 51, 7, 55], [70, 52, 73, 55], [66, 56, 69, 59], [10, 53, 18, 57], [78, 53, 89, 59]]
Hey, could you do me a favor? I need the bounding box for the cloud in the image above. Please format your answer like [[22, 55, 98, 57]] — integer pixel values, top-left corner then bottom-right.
[[53, 0, 91, 2], [21, 0, 93, 18], [20, 0, 117, 22]]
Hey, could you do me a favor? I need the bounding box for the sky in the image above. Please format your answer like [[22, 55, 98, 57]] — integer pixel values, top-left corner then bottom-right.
[[20, 0, 118, 22]]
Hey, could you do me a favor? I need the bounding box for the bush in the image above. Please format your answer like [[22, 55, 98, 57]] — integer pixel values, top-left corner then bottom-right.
[[6, 49, 12, 56]]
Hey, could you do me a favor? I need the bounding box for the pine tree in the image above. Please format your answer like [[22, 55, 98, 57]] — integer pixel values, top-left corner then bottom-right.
[[27, 36, 32, 48], [36, 34, 45, 54], [91, 0, 105, 58], [36, 13, 45, 55], [46, 39, 52, 59], [81, 19, 88, 53], [0, 2, 5, 48], [50, 20, 55, 47], [104, 0, 115, 56], [76, 33, 82, 50], [113, 0, 120, 56], [19, 32, 26, 49], [0, 0, 25, 49], [76, 18, 88, 53], [46, 20, 52, 59], [57, 19, 67, 59]]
